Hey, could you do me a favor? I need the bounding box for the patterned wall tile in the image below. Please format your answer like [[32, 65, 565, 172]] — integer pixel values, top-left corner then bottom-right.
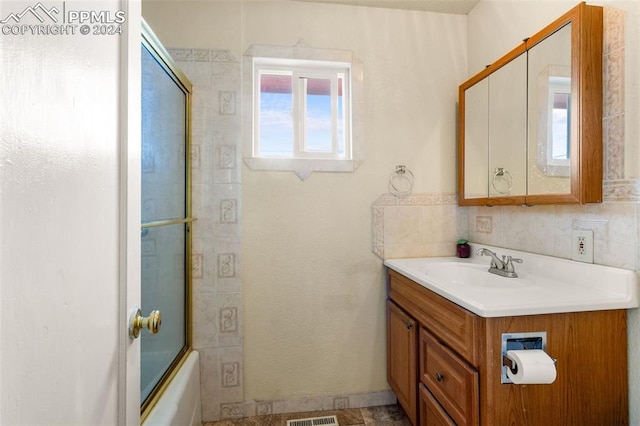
[[192, 252, 203, 278], [602, 5, 627, 193], [217, 253, 236, 278], [194, 48, 211, 62], [604, 115, 624, 180], [371, 205, 384, 258], [604, 7, 625, 54], [476, 216, 492, 234], [220, 403, 244, 419], [211, 49, 238, 62], [333, 396, 349, 409], [192, 293, 216, 349], [220, 199, 238, 224], [221, 362, 240, 387], [191, 144, 201, 170], [603, 48, 625, 118], [167, 48, 193, 62], [371, 193, 461, 259], [213, 239, 242, 294], [604, 180, 640, 202], [256, 401, 273, 415], [220, 307, 238, 333], [216, 144, 237, 169], [219, 91, 237, 115], [283, 397, 325, 412]]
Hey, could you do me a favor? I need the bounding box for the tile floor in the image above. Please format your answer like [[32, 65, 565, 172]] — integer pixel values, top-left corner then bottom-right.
[[203, 404, 410, 426]]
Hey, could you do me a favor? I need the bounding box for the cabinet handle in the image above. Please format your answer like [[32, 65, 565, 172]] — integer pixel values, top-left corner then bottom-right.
[[405, 320, 413, 330], [435, 372, 444, 382]]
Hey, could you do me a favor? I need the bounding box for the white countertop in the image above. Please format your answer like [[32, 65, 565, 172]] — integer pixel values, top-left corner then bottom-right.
[[384, 243, 639, 318]]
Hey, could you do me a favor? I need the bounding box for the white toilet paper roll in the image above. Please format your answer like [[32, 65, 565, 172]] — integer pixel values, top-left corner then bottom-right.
[[506, 349, 557, 384]]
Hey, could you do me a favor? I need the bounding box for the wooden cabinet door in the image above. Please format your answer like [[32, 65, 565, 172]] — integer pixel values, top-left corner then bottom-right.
[[387, 300, 418, 425], [419, 384, 455, 426]]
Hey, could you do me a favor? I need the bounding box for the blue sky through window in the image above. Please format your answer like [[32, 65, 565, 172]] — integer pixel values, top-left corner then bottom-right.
[[259, 72, 345, 158], [259, 91, 294, 156]]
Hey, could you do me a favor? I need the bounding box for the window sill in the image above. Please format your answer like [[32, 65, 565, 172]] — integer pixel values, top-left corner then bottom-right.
[[243, 157, 362, 180]]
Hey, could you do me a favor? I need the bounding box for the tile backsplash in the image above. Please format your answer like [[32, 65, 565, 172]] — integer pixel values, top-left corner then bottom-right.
[[466, 203, 638, 270], [371, 193, 465, 259], [372, 195, 638, 271]]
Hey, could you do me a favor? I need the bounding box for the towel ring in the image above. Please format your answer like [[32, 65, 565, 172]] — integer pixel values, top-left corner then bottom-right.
[[491, 168, 513, 195], [389, 165, 414, 196]]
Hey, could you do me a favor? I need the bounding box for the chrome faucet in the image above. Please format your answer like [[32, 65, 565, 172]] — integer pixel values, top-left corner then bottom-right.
[[476, 248, 505, 269], [475, 248, 522, 278]]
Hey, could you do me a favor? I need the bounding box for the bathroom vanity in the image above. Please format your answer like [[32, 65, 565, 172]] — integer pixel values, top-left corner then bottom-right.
[[385, 245, 638, 425]]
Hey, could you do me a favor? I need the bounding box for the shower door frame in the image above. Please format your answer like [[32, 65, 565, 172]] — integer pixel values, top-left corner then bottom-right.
[[139, 18, 194, 420]]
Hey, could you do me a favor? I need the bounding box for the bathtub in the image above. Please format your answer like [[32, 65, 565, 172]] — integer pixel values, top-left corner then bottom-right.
[[143, 350, 202, 426]]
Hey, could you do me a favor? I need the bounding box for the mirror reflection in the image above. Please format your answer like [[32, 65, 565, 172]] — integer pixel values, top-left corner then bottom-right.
[[535, 65, 571, 177], [528, 23, 572, 195], [551, 83, 571, 162]]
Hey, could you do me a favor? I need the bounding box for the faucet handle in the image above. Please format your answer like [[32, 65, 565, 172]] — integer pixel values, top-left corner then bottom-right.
[[504, 256, 523, 272]]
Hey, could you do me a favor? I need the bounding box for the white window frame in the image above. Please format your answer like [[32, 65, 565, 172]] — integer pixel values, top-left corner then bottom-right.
[[243, 40, 364, 180], [253, 59, 351, 161]]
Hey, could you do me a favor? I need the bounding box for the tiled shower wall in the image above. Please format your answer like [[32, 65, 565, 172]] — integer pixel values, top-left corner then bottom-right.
[[169, 48, 244, 421]]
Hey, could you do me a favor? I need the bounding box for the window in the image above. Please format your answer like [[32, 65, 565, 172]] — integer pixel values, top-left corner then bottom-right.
[[243, 40, 363, 180], [255, 59, 350, 160]]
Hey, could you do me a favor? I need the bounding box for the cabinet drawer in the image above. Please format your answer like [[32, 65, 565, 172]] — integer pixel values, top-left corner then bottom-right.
[[387, 270, 482, 365], [419, 384, 455, 426], [420, 329, 479, 426]]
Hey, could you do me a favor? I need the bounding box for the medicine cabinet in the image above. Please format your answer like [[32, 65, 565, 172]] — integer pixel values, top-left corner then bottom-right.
[[458, 2, 603, 206]]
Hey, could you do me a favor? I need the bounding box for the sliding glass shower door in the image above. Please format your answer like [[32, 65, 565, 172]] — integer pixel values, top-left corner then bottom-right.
[[140, 21, 193, 413]]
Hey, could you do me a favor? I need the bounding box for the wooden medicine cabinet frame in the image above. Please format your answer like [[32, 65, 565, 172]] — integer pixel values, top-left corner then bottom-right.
[[457, 2, 603, 206]]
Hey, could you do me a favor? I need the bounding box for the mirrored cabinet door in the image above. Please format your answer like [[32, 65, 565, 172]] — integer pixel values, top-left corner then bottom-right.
[[463, 78, 489, 199], [458, 2, 602, 207], [527, 22, 572, 196], [488, 53, 527, 198]]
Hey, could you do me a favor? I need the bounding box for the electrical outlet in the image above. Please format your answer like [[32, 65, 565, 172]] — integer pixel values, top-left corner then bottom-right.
[[572, 229, 594, 263]]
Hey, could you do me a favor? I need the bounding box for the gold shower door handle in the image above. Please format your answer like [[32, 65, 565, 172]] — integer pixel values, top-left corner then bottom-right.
[[128, 307, 162, 338]]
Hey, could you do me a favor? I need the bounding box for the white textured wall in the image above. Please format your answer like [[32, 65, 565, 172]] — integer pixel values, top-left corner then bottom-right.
[[240, 2, 466, 402]]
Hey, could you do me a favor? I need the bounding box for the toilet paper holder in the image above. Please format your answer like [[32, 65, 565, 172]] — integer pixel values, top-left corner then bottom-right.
[[502, 353, 519, 374], [501, 332, 555, 384]]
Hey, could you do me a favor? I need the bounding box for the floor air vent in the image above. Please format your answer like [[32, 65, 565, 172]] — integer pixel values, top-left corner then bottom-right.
[[286, 415, 339, 426]]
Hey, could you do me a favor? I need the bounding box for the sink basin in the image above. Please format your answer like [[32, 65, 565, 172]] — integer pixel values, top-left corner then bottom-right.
[[384, 243, 639, 317], [422, 262, 531, 288]]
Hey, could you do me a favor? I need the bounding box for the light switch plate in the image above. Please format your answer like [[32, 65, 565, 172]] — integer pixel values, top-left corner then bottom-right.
[[572, 229, 594, 263]]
